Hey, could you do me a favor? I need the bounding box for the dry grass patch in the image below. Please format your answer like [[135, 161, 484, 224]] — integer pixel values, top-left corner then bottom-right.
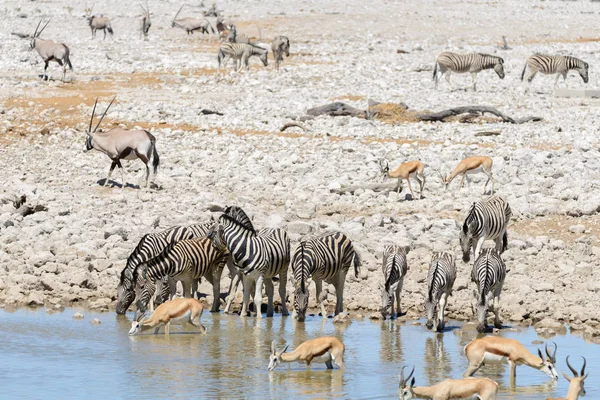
[[511, 214, 600, 245], [370, 103, 421, 124], [332, 95, 366, 102]]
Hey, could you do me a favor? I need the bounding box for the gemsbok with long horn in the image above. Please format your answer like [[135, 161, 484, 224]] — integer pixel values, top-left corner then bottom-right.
[[129, 297, 207, 336], [171, 5, 215, 35], [86, 8, 114, 40], [140, 2, 151, 40], [84, 97, 160, 189], [463, 336, 558, 382], [29, 20, 73, 82]]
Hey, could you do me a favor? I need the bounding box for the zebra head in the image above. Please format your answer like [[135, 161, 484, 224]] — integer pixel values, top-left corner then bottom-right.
[[292, 243, 310, 322], [116, 268, 136, 315], [424, 296, 436, 330], [473, 289, 488, 332], [206, 223, 227, 252], [380, 286, 394, 319], [258, 49, 269, 67], [579, 62, 589, 84], [398, 365, 416, 400], [458, 220, 472, 263], [494, 57, 505, 79]]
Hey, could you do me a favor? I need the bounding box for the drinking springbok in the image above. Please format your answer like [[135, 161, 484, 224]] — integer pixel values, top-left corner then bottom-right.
[[129, 297, 207, 336], [84, 97, 159, 189], [268, 337, 345, 371], [171, 5, 215, 35], [547, 356, 587, 400], [29, 20, 73, 82], [441, 156, 494, 195], [463, 336, 558, 382], [399, 366, 498, 400]]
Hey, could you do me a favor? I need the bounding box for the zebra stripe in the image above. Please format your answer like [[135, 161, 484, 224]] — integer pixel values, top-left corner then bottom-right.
[[433, 52, 505, 90], [217, 42, 268, 72], [116, 221, 213, 314], [459, 195, 512, 263], [424, 252, 456, 332], [291, 232, 361, 321], [471, 249, 507, 332], [136, 237, 228, 315], [521, 54, 589, 88], [380, 245, 407, 319], [210, 206, 290, 317]]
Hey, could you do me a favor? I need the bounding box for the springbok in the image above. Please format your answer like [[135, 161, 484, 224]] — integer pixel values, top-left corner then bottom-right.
[[29, 20, 73, 82], [441, 156, 494, 195], [140, 3, 151, 40], [380, 159, 425, 200], [268, 337, 345, 371], [463, 336, 558, 382], [399, 366, 498, 400], [86, 8, 113, 40], [84, 97, 160, 189], [547, 356, 587, 400], [129, 297, 207, 336], [171, 5, 215, 35]]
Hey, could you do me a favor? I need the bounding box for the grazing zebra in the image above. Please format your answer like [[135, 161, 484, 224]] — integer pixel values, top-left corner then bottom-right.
[[380, 245, 408, 319], [116, 222, 213, 314], [135, 237, 228, 316], [471, 249, 507, 332], [424, 252, 456, 332], [226, 25, 252, 44], [433, 52, 505, 91], [291, 232, 361, 322], [272, 35, 290, 71], [207, 206, 290, 318], [217, 42, 268, 72], [458, 195, 512, 263], [521, 54, 589, 91]]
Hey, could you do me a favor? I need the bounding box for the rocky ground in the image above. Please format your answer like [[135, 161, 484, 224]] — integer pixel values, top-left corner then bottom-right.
[[1, 0, 600, 341]]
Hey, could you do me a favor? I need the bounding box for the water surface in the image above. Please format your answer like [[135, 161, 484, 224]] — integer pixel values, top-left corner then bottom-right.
[[1, 308, 597, 399]]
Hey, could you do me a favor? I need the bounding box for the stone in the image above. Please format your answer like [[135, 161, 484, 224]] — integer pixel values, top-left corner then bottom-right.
[[332, 313, 352, 324], [91, 318, 101, 325], [568, 225, 586, 234], [26, 291, 45, 306], [72, 312, 84, 319]]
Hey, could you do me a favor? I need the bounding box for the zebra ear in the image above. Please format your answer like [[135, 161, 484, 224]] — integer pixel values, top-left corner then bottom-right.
[[462, 221, 469, 234], [454, 220, 461, 230]]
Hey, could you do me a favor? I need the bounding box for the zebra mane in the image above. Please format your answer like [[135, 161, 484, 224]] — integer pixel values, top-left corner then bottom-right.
[[300, 242, 306, 292], [220, 213, 256, 234], [124, 233, 151, 277], [384, 256, 395, 292], [223, 206, 256, 232]]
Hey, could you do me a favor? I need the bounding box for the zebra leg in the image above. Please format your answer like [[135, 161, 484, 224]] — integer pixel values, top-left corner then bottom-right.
[[334, 272, 347, 316], [437, 293, 447, 332], [493, 286, 503, 328], [264, 278, 274, 317], [315, 278, 327, 318], [224, 272, 240, 314], [471, 72, 477, 91], [554, 73, 561, 90], [240, 275, 252, 317], [445, 71, 454, 91], [254, 275, 264, 318], [204, 269, 221, 312], [396, 278, 403, 316], [278, 270, 289, 316]]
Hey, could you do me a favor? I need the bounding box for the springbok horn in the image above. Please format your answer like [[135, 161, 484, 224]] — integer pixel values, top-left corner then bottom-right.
[[546, 342, 557, 363], [581, 356, 586, 376], [399, 366, 406, 382], [270, 340, 276, 354], [173, 4, 184, 22], [89, 98, 98, 134], [93, 96, 116, 133], [406, 366, 415, 382], [566, 356, 578, 377], [37, 19, 51, 37], [33, 19, 42, 38]]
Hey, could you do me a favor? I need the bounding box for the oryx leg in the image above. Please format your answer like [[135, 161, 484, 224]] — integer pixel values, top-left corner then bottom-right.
[[105, 160, 118, 186], [315, 277, 327, 318], [264, 278, 274, 317], [135, 150, 150, 188], [43, 60, 50, 80], [254, 275, 264, 318], [114, 159, 126, 189], [103, 29, 107, 40]]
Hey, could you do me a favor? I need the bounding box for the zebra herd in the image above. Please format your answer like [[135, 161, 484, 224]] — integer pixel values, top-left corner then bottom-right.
[[117, 196, 512, 335], [433, 51, 589, 91]]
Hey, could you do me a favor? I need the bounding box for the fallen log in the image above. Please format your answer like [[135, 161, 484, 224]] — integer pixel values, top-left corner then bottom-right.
[[332, 182, 399, 195], [15, 204, 48, 217], [280, 122, 307, 132], [307, 102, 367, 119], [417, 106, 541, 124], [474, 130, 502, 137]]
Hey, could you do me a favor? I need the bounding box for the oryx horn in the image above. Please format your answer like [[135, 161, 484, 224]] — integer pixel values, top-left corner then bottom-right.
[[93, 96, 116, 133]]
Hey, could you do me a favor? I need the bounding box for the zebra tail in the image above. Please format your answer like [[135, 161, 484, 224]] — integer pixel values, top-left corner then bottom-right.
[[520, 62, 527, 81], [353, 251, 361, 278], [502, 231, 508, 253], [432, 61, 438, 81]]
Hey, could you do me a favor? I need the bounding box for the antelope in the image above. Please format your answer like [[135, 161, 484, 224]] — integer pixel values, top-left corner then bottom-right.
[[86, 7, 113, 40], [463, 336, 559, 382], [171, 5, 215, 35], [268, 337, 345, 371], [140, 3, 151, 40], [547, 356, 587, 400], [379, 159, 425, 200], [441, 156, 494, 195], [399, 366, 498, 400], [84, 97, 160, 189], [29, 20, 73, 82], [128, 297, 207, 336]]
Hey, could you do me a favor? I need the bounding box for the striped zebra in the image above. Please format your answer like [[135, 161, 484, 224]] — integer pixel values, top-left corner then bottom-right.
[[458, 195, 512, 263], [135, 236, 228, 316], [272, 35, 290, 71], [217, 42, 268, 73], [380, 245, 408, 320], [424, 252, 456, 332], [116, 221, 213, 314], [433, 52, 505, 91], [471, 249, 507, 332], [207, 206, 290, 318], [291, 232, 361, 322], [521, 54, 589, 90]]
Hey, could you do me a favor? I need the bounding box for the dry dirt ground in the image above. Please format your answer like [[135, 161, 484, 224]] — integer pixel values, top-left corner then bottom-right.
[[2, 0, 600, 341]]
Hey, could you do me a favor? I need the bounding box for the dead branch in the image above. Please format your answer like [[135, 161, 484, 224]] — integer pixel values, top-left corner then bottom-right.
[[417, 106, 541, 124], [332, 182, 399, 195], [199, 109, 224, 116], [16, 204, 48, 217], [307, 102, 367, 119], [280, 122, 307, 132], [11, 32, 31, 39], [474, 130, 502, 137]]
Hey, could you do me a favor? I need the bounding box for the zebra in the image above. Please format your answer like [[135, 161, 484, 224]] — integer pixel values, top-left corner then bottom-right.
[[433, 52, 505, 91], [521, 54, 589, 91], [135, 236, 228, 317], [471, 249, 507, 332], [424, 252, 456, 332], [272, 35, 290, 71], [380, 245, 408, 320], [207, 206, 290, 318], [458, 195, 512, 263], [226, 25, 252, 44], [291, 232, 361, 322], [217, 42, 268, 73], [116, 222, 214, 314]]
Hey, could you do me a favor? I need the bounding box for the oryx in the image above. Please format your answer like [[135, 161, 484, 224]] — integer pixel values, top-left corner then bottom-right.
[[86, 6, 114, 39], [29, 20, 73, 82], [171, 5, 215, 35], [140, 2, 151, 40]]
